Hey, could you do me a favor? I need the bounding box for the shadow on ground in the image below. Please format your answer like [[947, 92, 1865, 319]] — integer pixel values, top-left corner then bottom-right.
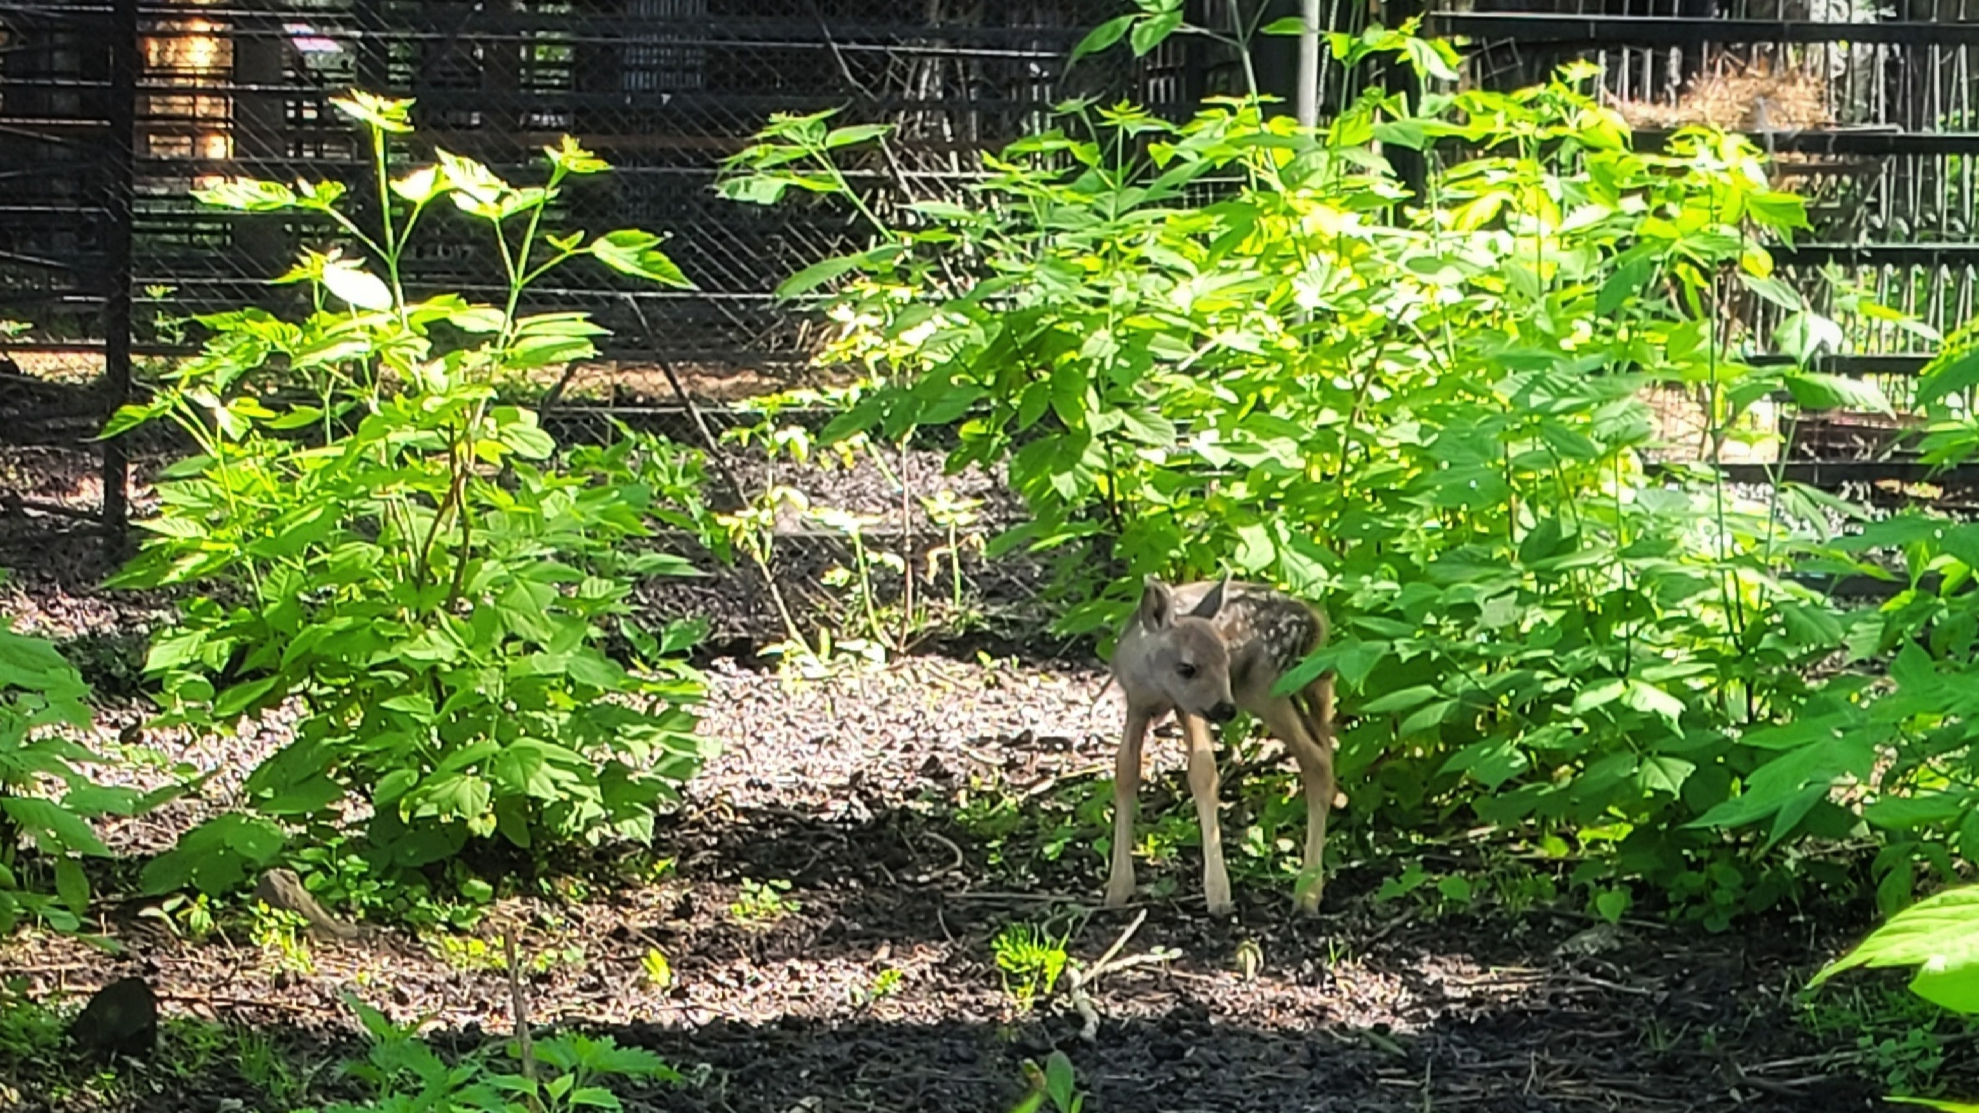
[[5, 985, 1890, 1113]]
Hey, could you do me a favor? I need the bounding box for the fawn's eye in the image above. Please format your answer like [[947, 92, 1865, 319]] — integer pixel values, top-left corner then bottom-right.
[[1177, 662, 1198, 680]]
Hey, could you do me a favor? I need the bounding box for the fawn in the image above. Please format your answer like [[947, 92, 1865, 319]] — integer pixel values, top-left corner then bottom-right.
[[1104, 576, 1337, 916]]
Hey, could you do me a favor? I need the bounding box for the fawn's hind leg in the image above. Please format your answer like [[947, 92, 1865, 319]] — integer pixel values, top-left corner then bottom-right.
[[1264, 683, 1335, 915]]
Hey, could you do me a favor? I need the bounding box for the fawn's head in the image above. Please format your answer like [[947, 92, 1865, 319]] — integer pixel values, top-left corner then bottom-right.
[[1136, 576, 1238, 724]]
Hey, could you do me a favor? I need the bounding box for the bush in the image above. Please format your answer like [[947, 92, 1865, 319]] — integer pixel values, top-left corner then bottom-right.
[[718, 25, 1926, 924], [0, 620, 161, 932], [109, 92, 715, 894]]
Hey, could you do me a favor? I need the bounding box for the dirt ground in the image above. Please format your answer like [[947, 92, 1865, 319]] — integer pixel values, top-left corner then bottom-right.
[[0, 443, 1956, 1113]]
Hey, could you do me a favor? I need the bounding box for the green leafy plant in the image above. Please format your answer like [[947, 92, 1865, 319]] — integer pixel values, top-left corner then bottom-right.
[[107, 91, 715, 895], [1812, 884, 1979, 1108], [287, 837, 489, 931], [0, 622, 159, 934], [641, 946, 674, 989], [718, 23, 1934, 924], [140, 891, 218, 940], [1008, 1050, 1087, 1113], [0, 979, 67, 1059], [330, 992, 679, 1113], [250, 904, 316, 975], [991, 920, 1072, 1012], [436, 932, 584, 975], [728, 877, 800, 924], [718, 385, 989, 674]]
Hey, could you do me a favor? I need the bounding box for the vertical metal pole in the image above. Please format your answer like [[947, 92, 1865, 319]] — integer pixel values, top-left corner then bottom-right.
[[1379, 0, 1425, 202], [102, 0, 138, 544], [1296, 0, 1320, 127]]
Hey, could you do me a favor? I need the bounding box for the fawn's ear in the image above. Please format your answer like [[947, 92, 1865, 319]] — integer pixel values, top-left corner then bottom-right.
[[1190, 574, 1231, 621], [1138, 576, 1175, 630]]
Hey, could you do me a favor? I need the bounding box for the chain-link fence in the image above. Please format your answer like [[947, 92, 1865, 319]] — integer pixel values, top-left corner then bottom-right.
[[1446, 1, 1979, 514], [2, 0, 1975, 625], [0, 0, 1232, 548]]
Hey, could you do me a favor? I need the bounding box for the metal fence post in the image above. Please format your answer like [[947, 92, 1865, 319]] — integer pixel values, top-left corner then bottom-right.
[[101, 0, 138, 545]]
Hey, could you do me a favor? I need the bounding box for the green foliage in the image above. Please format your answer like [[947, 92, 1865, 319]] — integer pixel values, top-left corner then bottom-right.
[[0, 621, 162, 933], [331, 992, 679, 1113], [436, 933, 584, 975], [107, 92, 714, 894], [250, 904, 316, 975], [1812, 889, 1979, 1105], [1816, 885, 1979, 1017], [717, 36, 1950, 922], [715, 385, 991, 676], [0, 979, 67, 1059], [641, 946, 674, 989], [728, 877, 800, 924], [1008, 1050, 1086, 1113], [288, 835, 491, 931], [991, 920, 1072, 1011]]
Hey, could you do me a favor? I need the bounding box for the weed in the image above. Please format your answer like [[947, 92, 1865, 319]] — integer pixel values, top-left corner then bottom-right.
[[642, 947, 675, 989], [992, 920, 1072, 1012], [233, 1025, 308, 1108], [1009, 1049, 1087, 1113], [850, 966, 905, 1008], [437, 933, 585, 975], [0, 980, 66, 1059], [729, 878, 801, 924], [330, 992, 681, 1113], [139, 892, 217, 941], [1796, 978, 1968, 1097], [249, 905, 315, 976]]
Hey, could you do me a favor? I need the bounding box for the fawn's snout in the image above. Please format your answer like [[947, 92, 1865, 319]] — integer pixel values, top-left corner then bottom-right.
[[1205, 700, 1238, 724]]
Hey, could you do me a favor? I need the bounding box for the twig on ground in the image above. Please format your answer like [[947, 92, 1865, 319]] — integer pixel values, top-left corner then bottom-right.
[[1064, 909, 1172, 1044], [943, 889, 1084, 904], [503, 924, 537, 1093], [1552, 969, 1660, 998], [913, 830, 965, 880], [1086, 909, 1148, 980]]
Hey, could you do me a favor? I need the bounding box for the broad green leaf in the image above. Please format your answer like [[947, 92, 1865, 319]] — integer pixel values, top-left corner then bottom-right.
[[1129, 11, 1183, 55], [2, 799, 110, 858], [1864, 793, 1970, 832], [591, 230, 693, 288], [1070, 15, 1134, 61], [1813, 883, 1979, 1015], [1920, 346, 1979, 408], [194, 177, 299, 212], [825, 123, 892, 149], [1783, 370, 1891, 415], [321, 257, 394, 311], [776, 254, 863, 299]]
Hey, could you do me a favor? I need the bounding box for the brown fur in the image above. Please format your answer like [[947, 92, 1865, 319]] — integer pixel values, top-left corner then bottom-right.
[[1105, 576, 1337, 915]]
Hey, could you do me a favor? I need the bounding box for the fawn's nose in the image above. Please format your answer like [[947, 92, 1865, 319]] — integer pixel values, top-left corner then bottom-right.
[[1206, 701, 1238, 724]]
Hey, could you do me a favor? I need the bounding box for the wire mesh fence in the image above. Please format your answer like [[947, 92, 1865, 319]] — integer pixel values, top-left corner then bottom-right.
[[1, 0, 1975, 627], [0, 0, 1187, 542], [1444, 0, 1979, 511]]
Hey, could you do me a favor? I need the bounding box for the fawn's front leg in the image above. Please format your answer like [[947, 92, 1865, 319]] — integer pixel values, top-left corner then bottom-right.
[[1182, 712, 1233, 916], [1105, 707, 1152, 908]]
